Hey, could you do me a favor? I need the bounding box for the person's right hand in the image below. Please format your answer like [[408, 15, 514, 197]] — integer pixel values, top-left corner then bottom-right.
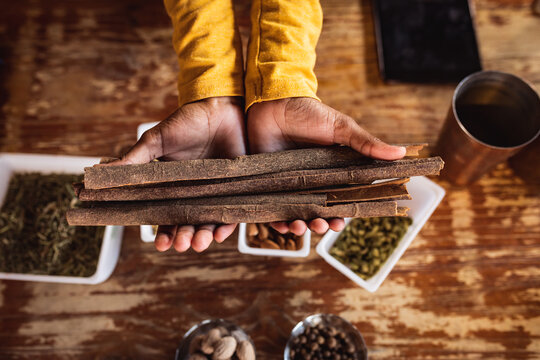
[[247, 97, 406, 236], [108, 96, 246, 253]]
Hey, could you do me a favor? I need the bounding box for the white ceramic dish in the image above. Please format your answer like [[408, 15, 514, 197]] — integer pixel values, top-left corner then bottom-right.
[[238, 223, 311, 257], [137, 122, 160, 243], [0, 153, 124, 285], [316, 176, 445, 293], [140, 223, 156, 243]]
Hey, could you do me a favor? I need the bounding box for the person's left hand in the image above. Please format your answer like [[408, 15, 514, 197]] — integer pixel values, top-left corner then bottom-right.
[[247, 97, 406, 236]]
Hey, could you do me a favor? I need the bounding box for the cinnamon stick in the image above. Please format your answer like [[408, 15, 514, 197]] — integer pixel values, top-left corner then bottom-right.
[[66, 201, 405, 226], [84, 144, 427, 190], [78, 157, 442, 201]]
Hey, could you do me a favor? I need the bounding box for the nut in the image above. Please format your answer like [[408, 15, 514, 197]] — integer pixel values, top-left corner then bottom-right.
[[230, 329, 245, 342], [189, 354, 207, 360], [261, 239, 280, 249], [189, 335, 204, 354], [276, 234, 286, 248], [286, 239, 296, 250], [217, 326, 229, 337], [257, 223, 269, 239], [201, 328, 221, 354], [236, 340, 256, 360], [246, 223, 258, 236], [212, 336, 237, 360]]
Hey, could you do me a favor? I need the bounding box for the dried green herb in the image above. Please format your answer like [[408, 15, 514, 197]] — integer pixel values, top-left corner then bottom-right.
[[330, 217, 412, 280], [0, 173, 104, 277]]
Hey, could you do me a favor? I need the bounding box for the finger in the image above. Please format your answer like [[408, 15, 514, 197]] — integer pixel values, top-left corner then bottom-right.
[[308, 218, 330, 234], [191, 224, 217, 252], [154, 225, 176, 252], [214, 224, 237, 243], [270, 222, 289, 234], [289, 220, 308, 236], [328, 218, 346, 232], [333, 115, 406, 160], [173, 225, 195, 253], [107, 125, 165, 166]]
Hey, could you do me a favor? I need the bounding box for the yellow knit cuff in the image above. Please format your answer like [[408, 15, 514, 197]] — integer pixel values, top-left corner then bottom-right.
[[177, 77, 244, 108], [245, 78, 320, 111]]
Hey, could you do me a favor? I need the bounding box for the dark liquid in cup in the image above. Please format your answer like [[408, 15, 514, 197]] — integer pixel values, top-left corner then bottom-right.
[[457, 103, 534, 148]]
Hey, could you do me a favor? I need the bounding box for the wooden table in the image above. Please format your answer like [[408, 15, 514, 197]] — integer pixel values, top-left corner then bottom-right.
[[1, 0, 539, 358]]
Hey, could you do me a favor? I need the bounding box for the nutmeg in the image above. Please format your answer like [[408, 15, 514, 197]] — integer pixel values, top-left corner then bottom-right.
[[201, 328, 221, 354], [236, 340, 256, 360], [212, 336, 237, 360], [189, 335, 204, 354], [189, 354, 207, 360]]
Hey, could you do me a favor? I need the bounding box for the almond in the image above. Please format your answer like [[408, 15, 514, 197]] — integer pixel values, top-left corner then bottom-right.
[[246, 223, 259, 236], [237, 340, 256, 360], [189, 354, 207, 360], [257, 223, 269, 239], [201, 328, 221, 354], [261, 239, 280, 250], [189, 335, 204, 354], [212, 336, 237, 360]]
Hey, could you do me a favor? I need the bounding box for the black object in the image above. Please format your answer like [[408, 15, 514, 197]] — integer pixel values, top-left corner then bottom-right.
[[372, 0, 482, 82]]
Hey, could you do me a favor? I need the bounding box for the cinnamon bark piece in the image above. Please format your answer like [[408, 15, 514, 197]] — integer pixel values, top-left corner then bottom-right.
[[401, 143, 427, 156], [303, 178, 410, 194], [326, 183, 410, 203], [83, 144, 428, 190], [66, 201, 404, 226], [397, 207, 410, 217], [78, 157, 442, 201]]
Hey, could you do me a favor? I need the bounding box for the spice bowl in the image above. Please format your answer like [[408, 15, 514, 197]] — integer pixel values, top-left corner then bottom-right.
[[140, 224, 156, 243], [237, 223, 311, 257], [316, 176, 445, 292], [0, 153, 124, 285], [175, 319, 255, 360], [285, 313, 368, 360]]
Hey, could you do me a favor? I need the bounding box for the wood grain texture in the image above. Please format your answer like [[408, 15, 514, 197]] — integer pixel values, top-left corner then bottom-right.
[[0, 0, 539, 359]]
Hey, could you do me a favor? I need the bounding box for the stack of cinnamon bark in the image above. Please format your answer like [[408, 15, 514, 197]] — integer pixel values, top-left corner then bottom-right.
[[66, 145, 444, 226]]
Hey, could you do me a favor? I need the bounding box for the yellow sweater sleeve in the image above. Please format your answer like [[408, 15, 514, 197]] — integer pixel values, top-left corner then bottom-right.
[[245, 0, 323, 110], [164, 0, 244, 108]]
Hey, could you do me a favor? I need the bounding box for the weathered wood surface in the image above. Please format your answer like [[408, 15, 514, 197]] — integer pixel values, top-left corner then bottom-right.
[[0, 0, 539, 359]]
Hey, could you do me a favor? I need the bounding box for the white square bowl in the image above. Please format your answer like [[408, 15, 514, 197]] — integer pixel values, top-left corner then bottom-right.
[[0, 153, 124, 285], [316, 176, 445, 293], [137, 121, 160, 243], [238, 223, 311, 257]]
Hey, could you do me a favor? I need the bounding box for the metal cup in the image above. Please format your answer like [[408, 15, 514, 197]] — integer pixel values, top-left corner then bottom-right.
[[435, 71, 540, 185], [509, 135, 540, 182]]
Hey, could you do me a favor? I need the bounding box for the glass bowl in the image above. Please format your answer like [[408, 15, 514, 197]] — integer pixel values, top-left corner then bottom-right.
[[284, 314, 368, 360], [175, 319, 254, 360]]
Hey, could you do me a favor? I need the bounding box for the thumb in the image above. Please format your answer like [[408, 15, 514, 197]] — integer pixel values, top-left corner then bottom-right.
[[333, 115, 406, 160], [105, 126, 164, 166]]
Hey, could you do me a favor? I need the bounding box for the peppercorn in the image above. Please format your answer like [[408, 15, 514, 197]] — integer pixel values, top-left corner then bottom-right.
[[288, 323, 364, 360]]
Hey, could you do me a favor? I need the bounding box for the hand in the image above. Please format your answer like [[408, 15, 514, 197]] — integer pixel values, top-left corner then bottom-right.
[[247, 97, 406, 235], [108, 97, 246, 253]]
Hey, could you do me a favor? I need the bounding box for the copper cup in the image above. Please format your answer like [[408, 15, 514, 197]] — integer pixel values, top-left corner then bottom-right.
[[509, 135, 540, 182], [435, 71, 540, 185]]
